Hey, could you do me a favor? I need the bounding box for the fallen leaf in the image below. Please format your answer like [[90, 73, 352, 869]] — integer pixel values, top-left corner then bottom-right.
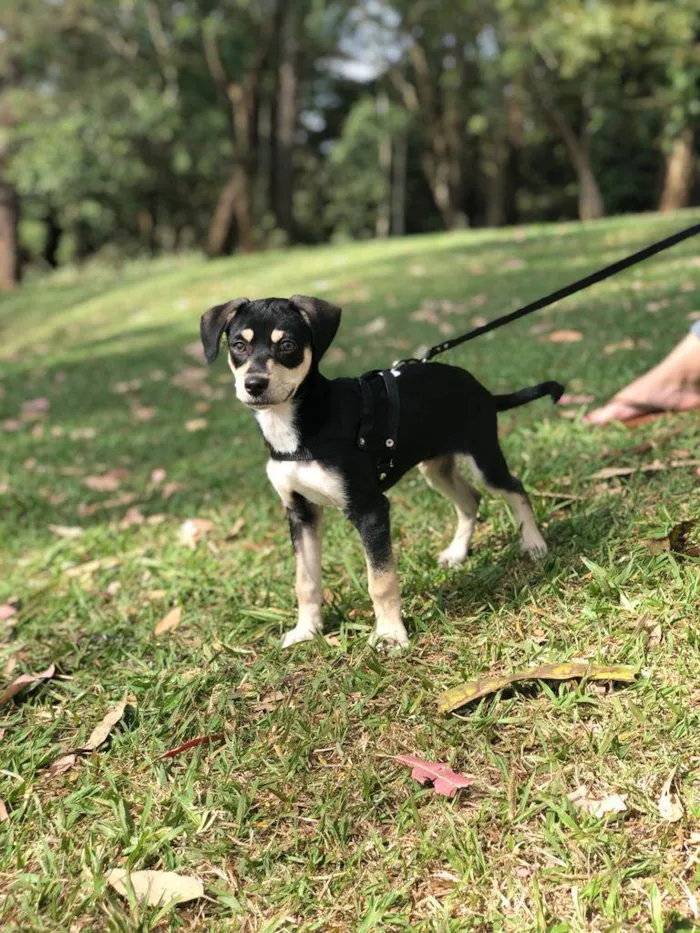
[[83, 469, 129, 492], [568, 785, 628, 818], [147, 514, 166, 525], [1, 419, 22, 432], [545, 329, 583, 343], [151, 468, 167, 485], [178, 518, 213, 547], [80, 696, 129, 752], [49, 754, 77, 776], [658, 771, 684, 822], [225, 517, 246, 540], [22, 397, 50, 414], [70, 427, 97, 440], [0, 604, 17, 621], [395, 754, 476, 798], [154, 607, 182, 636], [589, 459, 677, 480], [0, 664, 56, 707], [0, 799, 7, 822], [65, 557, 121, 578], [105, 869, 203, 907], [151, 733, 225, 764], [356, 317, 387, 336], [185, 418, 207, 432], [604, 338, 635, 355], [48, 524, 84, 539], [119, 507, 145, 529], [131, 405, 155, 422], [439, 662, 637, 713], [161, 482, 182, 499], [183, 340, 205, 361], [253, 690, 286, 713]]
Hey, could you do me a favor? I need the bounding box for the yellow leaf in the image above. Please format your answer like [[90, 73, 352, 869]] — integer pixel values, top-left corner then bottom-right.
[[105, 869, 203, 907]]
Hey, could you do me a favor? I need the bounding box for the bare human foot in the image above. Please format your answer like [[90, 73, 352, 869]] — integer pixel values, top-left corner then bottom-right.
[[584, 331, 700, 425]]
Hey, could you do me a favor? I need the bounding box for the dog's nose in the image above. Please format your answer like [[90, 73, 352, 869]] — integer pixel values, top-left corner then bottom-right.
[[244, 374, 269, 397]]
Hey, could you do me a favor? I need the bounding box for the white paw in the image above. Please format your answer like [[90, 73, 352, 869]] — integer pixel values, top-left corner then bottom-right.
[[369, 625, 409, 651], [521, 533, 548, 560], [281, 626, 319, 648], [438, 544, 468, 568]]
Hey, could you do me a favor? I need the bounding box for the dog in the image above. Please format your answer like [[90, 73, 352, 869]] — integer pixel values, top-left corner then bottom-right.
[[200, 295, 563, 650]]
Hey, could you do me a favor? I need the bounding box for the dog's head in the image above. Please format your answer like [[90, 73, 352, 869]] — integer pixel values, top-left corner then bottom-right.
[[200, 295, 341, 408]]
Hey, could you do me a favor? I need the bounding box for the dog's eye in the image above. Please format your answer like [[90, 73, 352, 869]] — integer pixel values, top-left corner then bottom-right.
[[279, 339, 297, 353], [230, 340, 248, 354]]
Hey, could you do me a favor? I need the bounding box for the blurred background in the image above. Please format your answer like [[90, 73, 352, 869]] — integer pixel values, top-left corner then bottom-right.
[[0, 0, 698, 288]]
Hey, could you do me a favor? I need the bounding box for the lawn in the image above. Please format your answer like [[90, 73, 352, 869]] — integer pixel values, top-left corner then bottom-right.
[[1, 212, 700, 932]]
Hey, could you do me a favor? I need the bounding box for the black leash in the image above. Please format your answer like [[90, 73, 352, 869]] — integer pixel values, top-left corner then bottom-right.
[[406, 221, 700, 365]]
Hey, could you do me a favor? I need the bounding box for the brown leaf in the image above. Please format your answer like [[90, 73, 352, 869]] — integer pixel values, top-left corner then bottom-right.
[[0, 799, 7, 822], [79, 696, 129, 752], [154, 607, 182, 636], [395, 754, 476, 798], [2, 419, 22, 432], [545, 329, 583, 343], [131, 405, 155, 422], [49, 754, 77, 776], [439, 661, 637, 713], [22, 397, 50, 414], [70, 427, 97, 440], [105, 869, 204, 907], [178, 518, 213, 547], [185, 418, 208, 432], [0, 604, 17, 621], [603, 338, 635, 355], [150, 468, 167, 485], [568, 785, 628, 818], [225, 517, 246, 540], [590, 459, 671, 480], [0, 663, 56, 707], [118, 507, 145, 529], [65, 557, 121, 578], [253, 690, 285, 713], [48, 524, 84, 539], [83, 469, 129, 492], [161, 482, 182, 499], [151, 733, 225, 764]]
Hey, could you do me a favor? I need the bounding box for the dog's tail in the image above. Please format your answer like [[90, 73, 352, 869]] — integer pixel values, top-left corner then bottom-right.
[[495, 380, 564, 412]]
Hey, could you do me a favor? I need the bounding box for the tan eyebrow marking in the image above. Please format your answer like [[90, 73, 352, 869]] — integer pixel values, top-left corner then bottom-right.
[[271, 329, 285, 343], [241, 328, 254, 342]]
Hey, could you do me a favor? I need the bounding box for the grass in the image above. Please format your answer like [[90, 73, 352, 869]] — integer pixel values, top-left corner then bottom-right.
[[1, 211, 700, 932]]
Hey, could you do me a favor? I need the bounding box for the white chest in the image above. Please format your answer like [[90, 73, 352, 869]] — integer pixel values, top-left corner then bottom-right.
[[266, 459, 347, 510]]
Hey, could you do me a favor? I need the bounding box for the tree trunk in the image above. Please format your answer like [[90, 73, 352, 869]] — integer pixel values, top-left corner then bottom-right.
[[42, 208, 63, 267], [391, 131, 407, 237], [273, 3, 299, 239], [376, 93, 391, 238], [207, 162, 255, 256], [0, 180, 21, 289], [659, 127, 694, 212], [576, 157, 605, 221]]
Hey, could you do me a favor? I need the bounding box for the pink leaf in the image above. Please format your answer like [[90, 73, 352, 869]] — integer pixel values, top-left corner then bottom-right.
[[395, 754, 476, 798]]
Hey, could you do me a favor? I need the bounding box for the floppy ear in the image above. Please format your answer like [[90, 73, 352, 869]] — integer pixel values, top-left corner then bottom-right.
[[289, 295, 342, 362], [200, 298, 249, 364]]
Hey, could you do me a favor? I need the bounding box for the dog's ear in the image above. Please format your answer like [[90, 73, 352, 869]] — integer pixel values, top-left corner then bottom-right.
[[200, 298, 249, 364], [289, 295, 342, 362]]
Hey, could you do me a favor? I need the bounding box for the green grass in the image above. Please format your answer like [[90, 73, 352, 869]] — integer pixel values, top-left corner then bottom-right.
[[1, 212, 700, 932]]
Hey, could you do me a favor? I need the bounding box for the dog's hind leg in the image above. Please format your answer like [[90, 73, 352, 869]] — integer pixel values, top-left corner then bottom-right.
[[282, 493, 324, 648], [348, 495, 408, 650], [466, 443, 547, 560], [418, 456, 480, 567]]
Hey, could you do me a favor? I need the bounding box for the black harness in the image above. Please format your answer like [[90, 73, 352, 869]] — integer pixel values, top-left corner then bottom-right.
[[267, 368, 402, 485]]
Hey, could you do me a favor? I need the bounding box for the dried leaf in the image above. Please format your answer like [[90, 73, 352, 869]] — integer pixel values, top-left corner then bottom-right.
[[131, 405, 155, 422], [150, 468, 167, 485], [119, 507, 145, 529], [439, 662, 637, 713], [48, 524, 84, 539], [395, 754, 476, 798], [568, 785, 628, 818], [225, 517, 246, 540], [83, 470, 129, 492], [0, 799, 7, 822], [105, 869, 203, 907], [0, 664, 56, 707], [154, 607, 182, 636], [0, 604, 17, 621], [253, 690, 285, 713], [65, 557, 121, 578], [604, 338, 635, 355], [356, 317, 387, 336], [185, 418, 207, 432], [49, 754, 77, 776], [80, 696, 128, 752], [178, 518, 213, 547], [590, 459, 673, 480], [658, 771, 684, 822], [152, 733, 225, 764], [161, 482, 182, 499], [22, 397, 50, 414], [545, 329, 583, 343]]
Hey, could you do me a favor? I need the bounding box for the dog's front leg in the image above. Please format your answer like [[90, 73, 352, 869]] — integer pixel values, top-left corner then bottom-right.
[[349, 496, 408, 650], [282, 494, 324, 648]]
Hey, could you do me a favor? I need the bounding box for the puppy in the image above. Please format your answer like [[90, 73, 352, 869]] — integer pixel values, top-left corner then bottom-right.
[[200, 296, 563, 650]]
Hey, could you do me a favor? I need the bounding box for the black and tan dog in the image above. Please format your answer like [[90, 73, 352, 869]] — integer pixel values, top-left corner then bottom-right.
[[200, 296, 563, 649]]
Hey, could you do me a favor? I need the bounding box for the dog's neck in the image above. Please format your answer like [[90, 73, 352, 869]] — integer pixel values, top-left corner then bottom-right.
[[255, 367, 329, 455]]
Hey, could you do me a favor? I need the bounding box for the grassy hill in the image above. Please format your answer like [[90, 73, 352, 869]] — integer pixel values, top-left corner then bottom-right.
[[1, 212, 700, 931]]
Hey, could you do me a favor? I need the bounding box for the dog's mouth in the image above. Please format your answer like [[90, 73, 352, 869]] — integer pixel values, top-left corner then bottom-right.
[[242, 387, 297, 409]]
